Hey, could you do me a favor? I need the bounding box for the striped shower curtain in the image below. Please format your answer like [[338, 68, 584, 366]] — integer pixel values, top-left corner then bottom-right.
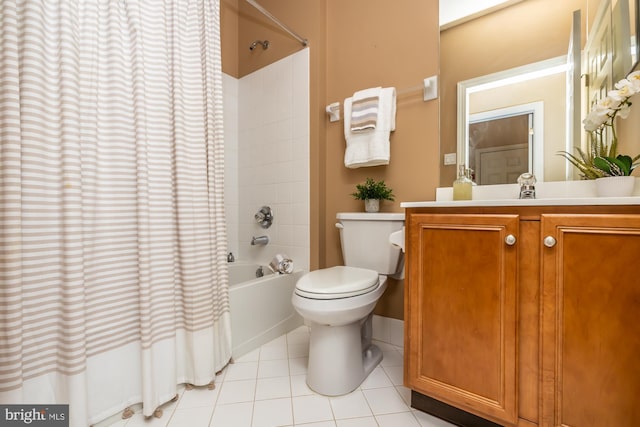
[[0, 0, 232, 425]]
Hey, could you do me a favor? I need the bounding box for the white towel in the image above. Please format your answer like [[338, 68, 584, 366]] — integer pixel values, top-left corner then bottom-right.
[[344, 87, 396, 168]]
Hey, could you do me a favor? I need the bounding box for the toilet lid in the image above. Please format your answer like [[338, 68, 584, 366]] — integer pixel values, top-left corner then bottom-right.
[[295, 266, 380, 299]]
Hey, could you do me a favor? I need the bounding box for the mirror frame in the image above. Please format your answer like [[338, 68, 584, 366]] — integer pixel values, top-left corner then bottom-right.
[[632, 0, 640, 73]]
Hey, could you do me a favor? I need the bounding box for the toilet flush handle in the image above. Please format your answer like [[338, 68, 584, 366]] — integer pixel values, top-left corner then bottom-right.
[[335, 222, 344, 229]]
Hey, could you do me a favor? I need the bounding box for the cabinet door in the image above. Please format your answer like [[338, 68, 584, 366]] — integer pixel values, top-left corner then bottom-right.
[[541, 214, 640, 427], [405, 214, 519, 425]]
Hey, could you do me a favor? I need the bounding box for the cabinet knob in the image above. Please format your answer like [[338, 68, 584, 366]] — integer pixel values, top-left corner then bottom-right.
[[505, 234, 517, 246], [543, 236, 557, 247]]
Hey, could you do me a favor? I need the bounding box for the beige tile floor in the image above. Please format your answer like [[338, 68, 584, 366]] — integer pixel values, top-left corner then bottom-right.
[[103, 326, 455, 427]]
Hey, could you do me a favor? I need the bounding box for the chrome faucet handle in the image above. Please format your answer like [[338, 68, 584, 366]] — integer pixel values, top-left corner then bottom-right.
[[255, 206, 274, 228], [517, 173, 536, 199]]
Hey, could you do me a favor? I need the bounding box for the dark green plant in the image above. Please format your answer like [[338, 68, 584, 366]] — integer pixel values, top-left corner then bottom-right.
[[351, 178, 395, 201], [559, 137, 640, 178], [593, 154, 640, 176]]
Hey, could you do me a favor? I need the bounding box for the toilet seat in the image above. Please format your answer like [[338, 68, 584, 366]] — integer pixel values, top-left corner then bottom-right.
[[295, 266, 380, 300]]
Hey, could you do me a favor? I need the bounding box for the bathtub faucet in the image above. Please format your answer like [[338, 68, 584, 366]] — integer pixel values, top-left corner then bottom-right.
[[251, 235, 269, 246]]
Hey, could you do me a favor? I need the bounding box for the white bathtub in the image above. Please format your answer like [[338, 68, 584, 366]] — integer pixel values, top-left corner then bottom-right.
[[228, 262, 304, 358]]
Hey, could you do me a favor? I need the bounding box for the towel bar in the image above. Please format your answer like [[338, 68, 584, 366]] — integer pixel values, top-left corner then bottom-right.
[[325, 75, 438, 122]]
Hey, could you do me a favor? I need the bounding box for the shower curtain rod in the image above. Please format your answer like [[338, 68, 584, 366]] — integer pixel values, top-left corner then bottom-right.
[[246, 0, 309, 47]]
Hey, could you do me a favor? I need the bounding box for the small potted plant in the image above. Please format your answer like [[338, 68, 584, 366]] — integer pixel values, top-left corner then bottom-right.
[[351, 178, 395, 212], [559, 70, 640, 196]]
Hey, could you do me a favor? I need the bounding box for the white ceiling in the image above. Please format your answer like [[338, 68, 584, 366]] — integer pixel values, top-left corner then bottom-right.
[[440, 0, 522, 28]]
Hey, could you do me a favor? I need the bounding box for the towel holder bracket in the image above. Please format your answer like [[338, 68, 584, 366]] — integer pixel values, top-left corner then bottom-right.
[[422, 75, 438, 101], [326, 102, 340, 122]]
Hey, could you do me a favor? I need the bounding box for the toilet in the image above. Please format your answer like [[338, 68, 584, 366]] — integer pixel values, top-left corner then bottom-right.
[[291, 212, 405, 396]]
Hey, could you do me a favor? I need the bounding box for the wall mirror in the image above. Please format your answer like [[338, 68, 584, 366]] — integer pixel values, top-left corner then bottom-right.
[[440, 0, 640, 186], [457, 56, 568, 183]]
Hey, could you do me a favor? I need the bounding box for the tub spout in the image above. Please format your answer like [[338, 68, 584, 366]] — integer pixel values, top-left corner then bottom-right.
[[251, 235, 269, 246]]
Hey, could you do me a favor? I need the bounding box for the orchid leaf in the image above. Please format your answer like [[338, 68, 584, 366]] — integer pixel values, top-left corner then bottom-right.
[[558, 150, 606, 179], [615, 155, 633, 174], [593, 157, 613, 175], [594, 155, 632, 176]]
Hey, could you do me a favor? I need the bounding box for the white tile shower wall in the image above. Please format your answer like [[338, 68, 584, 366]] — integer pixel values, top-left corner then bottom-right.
[[237, 48, 310, 271], [223, 73, 239, 259]]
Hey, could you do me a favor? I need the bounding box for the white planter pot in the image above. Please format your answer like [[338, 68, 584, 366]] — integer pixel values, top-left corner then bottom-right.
[[364, 199, 380, 212], [595, 176, 636, 197]]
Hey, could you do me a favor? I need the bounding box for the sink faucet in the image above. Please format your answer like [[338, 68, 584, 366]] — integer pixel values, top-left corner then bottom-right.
[[518, 173, 536, 199]]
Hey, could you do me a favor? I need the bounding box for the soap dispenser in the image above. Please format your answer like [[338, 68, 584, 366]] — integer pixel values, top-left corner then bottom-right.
[[453, 164, 472, 200]]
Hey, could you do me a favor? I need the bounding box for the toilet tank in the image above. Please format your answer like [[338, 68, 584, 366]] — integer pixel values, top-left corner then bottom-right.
[[336, 212, 404, 274]]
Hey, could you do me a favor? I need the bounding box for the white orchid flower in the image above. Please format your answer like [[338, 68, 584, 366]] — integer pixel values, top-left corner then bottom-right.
[[627, 70, 640, 91], [614, 77, 635, 91], [583, 118, 602, 132], [609, 84, 635, 101], [583, 110, 608, 131], [582, 73, 637, 133], [595, 96, 623, 112]]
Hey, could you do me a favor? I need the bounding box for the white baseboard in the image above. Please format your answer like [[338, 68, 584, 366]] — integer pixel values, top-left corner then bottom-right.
[[372, 315, 404, 348]]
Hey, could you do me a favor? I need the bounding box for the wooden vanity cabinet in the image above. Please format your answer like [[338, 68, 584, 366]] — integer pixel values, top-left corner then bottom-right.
[[404, 206, 640, 427], [540, 214, 640, 427], [404, 213, 520, 425]]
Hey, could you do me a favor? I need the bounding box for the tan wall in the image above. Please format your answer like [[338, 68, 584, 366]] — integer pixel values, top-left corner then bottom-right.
[[222, 0, 439, 320], [617, 99, 640, 164], [221, 0, 239, 77], [236, 0, 321, 78], [324, 1, 439, 320], [440, 0, 599, 186]]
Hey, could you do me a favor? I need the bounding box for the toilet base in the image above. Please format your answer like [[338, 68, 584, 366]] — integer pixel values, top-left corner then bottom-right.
[[362, 343, 383, 380], [305, 317, 383, 396]]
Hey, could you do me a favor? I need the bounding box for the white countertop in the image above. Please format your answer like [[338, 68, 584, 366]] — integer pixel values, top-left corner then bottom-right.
[[401, 197, 640, 208], [400, 179, 640, 208]]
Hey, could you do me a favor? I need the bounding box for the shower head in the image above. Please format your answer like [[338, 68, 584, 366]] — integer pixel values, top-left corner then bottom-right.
[[249, 40, 270, 51]]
